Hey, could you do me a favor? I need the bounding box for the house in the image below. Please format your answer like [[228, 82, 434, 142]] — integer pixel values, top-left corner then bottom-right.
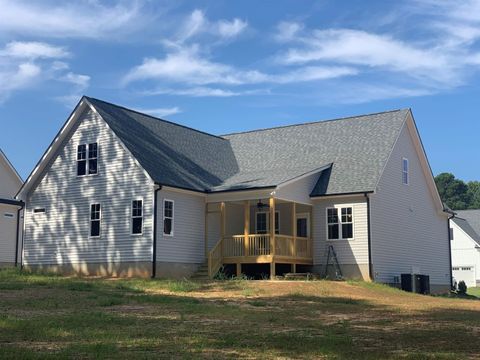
[[450, 210, 480, 288], [0, 148, 23, 266], [16, 97, 452, 292]]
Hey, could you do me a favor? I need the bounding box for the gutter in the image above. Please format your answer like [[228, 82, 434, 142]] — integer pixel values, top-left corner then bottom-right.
[[311, 190, 374, 199], [151, 185, 162, 278], [13, 201, 25, 267], [364, 192, 374, 281], [447, 213, 455, 290]]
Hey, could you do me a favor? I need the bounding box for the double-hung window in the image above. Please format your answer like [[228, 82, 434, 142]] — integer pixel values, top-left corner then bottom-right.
[[77, 143, 98, 176], [402, 158, 409, 185], [163, 200, 174, 236], [327, 207, 353, 240], [90, 204, 101, 237], [132, 200, 143, 235]]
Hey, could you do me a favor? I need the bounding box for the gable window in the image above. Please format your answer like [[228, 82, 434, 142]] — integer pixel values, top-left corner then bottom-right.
[[4, 213, 14, 218], [77, 143, 98, 176], [132, 200, 143, 235], [163, 200, 174, 236], [33, 208, 46, 214], [327, 207, 353, 240], [90, 203, 101, 237], [402, 158, 409, 185], [255, 211, 280, 234]]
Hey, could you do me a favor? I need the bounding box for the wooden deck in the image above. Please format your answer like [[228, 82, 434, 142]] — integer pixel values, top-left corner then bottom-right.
[[208, 234, 313, 278]]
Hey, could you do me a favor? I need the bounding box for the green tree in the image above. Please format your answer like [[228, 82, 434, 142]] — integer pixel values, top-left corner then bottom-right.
[[467, 181, 480, 209], [434, 173, 471, 210]]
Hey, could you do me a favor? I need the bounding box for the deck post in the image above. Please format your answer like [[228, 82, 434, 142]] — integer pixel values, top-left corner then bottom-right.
[[220, 202, 225, 258], [270, 197, 276, 279], [244, 200, 250, 258], [292, 202, 297, 259], [236, 263, 241, 277]]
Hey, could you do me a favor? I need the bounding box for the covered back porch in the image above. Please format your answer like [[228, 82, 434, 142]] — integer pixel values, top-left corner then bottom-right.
[[207, 197, 313, 278]]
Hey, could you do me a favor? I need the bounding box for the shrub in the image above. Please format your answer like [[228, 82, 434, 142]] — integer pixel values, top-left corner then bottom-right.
[[457, 280, 467, 295]]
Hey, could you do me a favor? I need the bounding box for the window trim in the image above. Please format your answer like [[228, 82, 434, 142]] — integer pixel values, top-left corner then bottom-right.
[[402, 157, 409, 185], [77, 143, 99, 177], [131, 199, 143, 236], [326, 206, 354, 241], [163, 199, 174, 237], [89, 203, 102, 238], [255, 210, 280, 234]]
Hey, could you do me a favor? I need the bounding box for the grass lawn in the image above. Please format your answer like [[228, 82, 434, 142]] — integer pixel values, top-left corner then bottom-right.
[[468, 287, 480, 298], [0, 269, 479, 359]]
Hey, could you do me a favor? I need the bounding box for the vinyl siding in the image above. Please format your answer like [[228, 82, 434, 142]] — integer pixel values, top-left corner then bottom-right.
[[0, 204, 19, 263], [156, 189, 205, 264], [370, 121, 450, 285], [312, 196, 369, 265], [23, 108, 154, 265], [450, 221, 480, 282], [275, 172, 320, 204], [0, 156, 22, 198]]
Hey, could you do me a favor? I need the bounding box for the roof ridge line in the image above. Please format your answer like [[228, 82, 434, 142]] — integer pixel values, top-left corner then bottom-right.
[[84, 96, 228, 141], [221, 108, 409, 137]]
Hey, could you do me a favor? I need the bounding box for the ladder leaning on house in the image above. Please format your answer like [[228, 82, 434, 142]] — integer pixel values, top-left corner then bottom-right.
[[323, 245, 343, 280]]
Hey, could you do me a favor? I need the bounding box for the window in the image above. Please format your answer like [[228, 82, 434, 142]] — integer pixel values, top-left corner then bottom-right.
[[163, 200, 174, 236], [4, 213, 14, 218], [90, 203, 101, 237], [255, 211, 280, 234], [327, 207, 353, 240], [449, 228, 454, 241], [33, 208, 46, 214], [77, 143, 98, 176], [402, 158, 409, 185], [132, 200, 143, 235]]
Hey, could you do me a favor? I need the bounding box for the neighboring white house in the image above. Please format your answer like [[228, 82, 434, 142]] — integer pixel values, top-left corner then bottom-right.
[[16, 97, 452, 292], [450, 210, 480, 288], [0, 148, 23, 266]]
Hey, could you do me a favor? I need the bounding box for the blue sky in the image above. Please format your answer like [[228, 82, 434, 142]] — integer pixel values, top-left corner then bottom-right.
[[0, 0, 479, 181]]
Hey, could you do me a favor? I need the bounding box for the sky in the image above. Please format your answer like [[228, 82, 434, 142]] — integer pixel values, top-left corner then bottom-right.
[[0, 0, 479, 181]]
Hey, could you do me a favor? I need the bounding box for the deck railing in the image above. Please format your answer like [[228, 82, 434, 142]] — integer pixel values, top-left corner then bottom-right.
[[208, 234, 312, 277]]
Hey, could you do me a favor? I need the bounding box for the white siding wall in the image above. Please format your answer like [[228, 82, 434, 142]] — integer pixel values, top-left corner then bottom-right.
[[275, 172, 319, 204], [450, 221, 480, 283], [0, 204, 18, 263], [312, 196, 369, 266], [370, 122, 450, 286], [23, 108, 154, 266], [0, 155, 22, 198], [156, 189, 205, 264]]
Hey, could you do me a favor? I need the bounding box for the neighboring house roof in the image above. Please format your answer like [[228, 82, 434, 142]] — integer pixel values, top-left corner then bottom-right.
[[85, 97, 410, 195], [452, 216, 480, 247], [455, 210, 480, 246]]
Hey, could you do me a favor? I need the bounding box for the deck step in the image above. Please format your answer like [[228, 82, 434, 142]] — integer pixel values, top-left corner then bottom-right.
[[190, 262, 211, 280]]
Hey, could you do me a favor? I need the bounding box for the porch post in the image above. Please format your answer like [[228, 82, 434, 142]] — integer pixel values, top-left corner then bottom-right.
[[292, 202, 297, 258], [244, 200, 250, 258], [220, 202, 225, 258], [270, 197, 276, 279]]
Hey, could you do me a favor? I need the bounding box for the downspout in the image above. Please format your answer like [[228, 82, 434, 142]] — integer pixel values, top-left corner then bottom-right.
[[365, 193, 374, 281], [447, 214, 454, 290], [151, 185, 162, 278], [14, 202, 24, 267]]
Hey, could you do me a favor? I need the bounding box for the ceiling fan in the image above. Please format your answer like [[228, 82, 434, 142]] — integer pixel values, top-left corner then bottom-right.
[[256, 200, 270, 210]]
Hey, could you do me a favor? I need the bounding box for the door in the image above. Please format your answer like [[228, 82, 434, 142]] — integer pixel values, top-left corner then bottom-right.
[[296, 213, 310, 238], [452, 266, 476, 288], [255, 211, 279, 234]]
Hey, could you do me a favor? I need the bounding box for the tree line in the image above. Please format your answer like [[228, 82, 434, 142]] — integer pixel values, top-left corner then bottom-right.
[[434, 173, 480, 210]]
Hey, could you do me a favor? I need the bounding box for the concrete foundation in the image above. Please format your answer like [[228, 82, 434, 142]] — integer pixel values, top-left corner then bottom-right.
[[312, 263, 371, 281]]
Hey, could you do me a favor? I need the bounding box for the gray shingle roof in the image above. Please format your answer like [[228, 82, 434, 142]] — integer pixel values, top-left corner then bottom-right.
[[455, 210, 480, 246], [85, 97, 409, 195]]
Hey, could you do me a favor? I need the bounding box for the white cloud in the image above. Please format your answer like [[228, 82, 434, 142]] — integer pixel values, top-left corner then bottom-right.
[[216, 18, 248, 38], [123, 46, 355, 88], [0, 41, 69, 59], [0, 0, 146, 39], [143, 86, 270, 97], [136, 106, 182, 117], [275, 22, 303, 42], [176, 9, 247, 42], [0, 41, 89, 104]]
